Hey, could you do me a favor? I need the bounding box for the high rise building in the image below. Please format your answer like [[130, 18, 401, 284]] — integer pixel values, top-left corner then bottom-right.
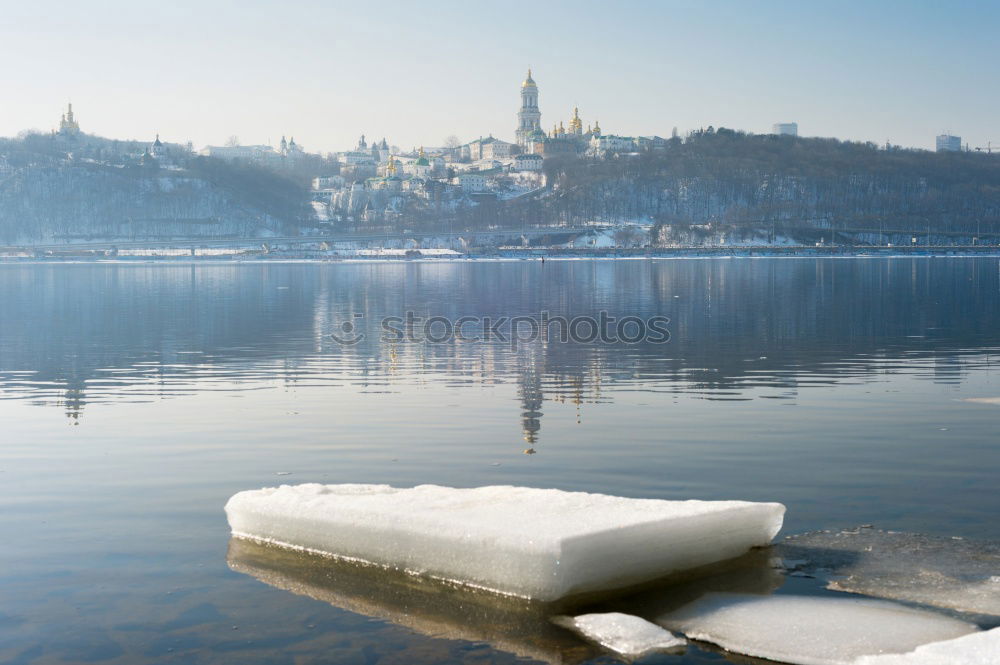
[[936, 134, 961, 152]]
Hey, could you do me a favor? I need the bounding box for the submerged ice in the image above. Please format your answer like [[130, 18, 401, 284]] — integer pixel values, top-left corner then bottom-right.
[[777, 528, 1000, 616], [224, 483, 785, 600], [555, 612, 685, 659], [658, 592, 978, 665]]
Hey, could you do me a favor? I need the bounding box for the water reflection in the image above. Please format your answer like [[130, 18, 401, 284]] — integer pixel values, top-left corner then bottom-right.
[[226, 537, 789, 665], [1, 259, 998, 446], [3, 258, 1000, 665], [226, 538, 598, 665]]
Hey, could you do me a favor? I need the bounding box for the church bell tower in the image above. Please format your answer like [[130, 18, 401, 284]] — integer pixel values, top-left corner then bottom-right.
[[515, 69, 542, 147]]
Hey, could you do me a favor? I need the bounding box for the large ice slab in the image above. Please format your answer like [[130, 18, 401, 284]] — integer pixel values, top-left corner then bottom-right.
[[224, 484, 785, 601], [777, 528, 1000, 616], [658, 592, 978, 665], [553, 613, 685, 659], [854, 626, 1000, 664]]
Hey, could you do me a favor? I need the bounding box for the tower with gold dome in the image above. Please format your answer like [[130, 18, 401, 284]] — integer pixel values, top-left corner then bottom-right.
[[568, 107, 583, 135], [58, 103, 81, 137], [515, 69, 543, 148]]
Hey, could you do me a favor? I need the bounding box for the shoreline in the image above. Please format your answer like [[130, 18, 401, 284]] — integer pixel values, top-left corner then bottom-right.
[[2, 246, 1000, 265]]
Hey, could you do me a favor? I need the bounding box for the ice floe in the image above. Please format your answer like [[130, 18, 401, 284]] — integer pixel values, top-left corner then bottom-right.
[[224, 483, 784, 600], [776, 529, 1000, 616], [553, 612, 685, 659], [853, 626, 1000, 664], [658, 592, 978, 665]]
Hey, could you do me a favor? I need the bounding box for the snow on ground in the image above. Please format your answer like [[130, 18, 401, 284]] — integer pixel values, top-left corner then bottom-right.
[[339, 248, 461, 256], [558, 226, 803, 249], [225, 484, 784, 601], [117, 248, 258, 257], [310, 201, 330, 221], [658, 592, 978, 665], [554, 612, 685, 658]]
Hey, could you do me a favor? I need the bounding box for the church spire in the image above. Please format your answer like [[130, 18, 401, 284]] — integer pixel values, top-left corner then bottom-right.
[[58, 102, 81, 136]]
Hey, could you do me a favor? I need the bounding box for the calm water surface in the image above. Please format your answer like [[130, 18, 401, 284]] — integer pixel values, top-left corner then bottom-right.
[[1, 258, 998, 664]]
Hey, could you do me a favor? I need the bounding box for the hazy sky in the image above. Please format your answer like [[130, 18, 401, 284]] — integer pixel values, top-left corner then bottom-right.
[[1, 0, 996, 153]]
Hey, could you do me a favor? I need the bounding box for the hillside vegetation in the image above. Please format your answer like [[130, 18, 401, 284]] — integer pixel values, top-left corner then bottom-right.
[[0, 133, 310, 243], [2, 128, 999, 244], [523, 130, 1000, 239]]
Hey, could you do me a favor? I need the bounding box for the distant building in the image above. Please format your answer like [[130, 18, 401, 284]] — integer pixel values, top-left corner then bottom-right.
[[150, 134, 168, 159], [589, 134, 635, 153], [468, 136, 517, 161], [459, 172, 488, 193], [513, 153, 543, 171], [936, 134, 961, 152], [313, 175, 345, 190], [340, 135, 379, 166], [773, 123, 798, 137], [409, 148, 432, 178], [278, 135, 304, 163], [636, 136, 668, 150], [58, 103, 81, 137], [200, 144, 275, 162]]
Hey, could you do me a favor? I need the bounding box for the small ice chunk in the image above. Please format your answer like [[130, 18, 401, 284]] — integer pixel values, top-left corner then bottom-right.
[[853, 626, 1000, 664], [224, 484, 785, 601], [555, 612, 685, 658], [658, 592, 978, 665], [963, 397, 1000, 406]]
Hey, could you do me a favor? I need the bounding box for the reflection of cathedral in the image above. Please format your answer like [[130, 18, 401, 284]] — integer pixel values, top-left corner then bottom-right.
[[63, 388, 85, 424], [518, 363, 544, 451]]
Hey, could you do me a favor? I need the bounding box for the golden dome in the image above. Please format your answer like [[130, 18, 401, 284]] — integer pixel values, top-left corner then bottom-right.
[[521, 68, 537, 88]]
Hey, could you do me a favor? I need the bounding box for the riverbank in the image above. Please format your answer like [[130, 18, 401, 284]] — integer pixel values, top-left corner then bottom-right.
[[3, 244, 1000, 262]]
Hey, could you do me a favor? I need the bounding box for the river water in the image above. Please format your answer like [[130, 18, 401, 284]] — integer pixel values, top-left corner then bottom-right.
[[1, 258, 998, 664]]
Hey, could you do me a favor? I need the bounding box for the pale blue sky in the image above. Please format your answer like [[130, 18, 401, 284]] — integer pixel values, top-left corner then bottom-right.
[[1, 0, 996, 152]]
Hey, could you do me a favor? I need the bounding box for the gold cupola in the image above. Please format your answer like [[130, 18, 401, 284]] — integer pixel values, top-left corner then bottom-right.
[[522, 68, 537, 88], [569, 106, 583, 134]]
